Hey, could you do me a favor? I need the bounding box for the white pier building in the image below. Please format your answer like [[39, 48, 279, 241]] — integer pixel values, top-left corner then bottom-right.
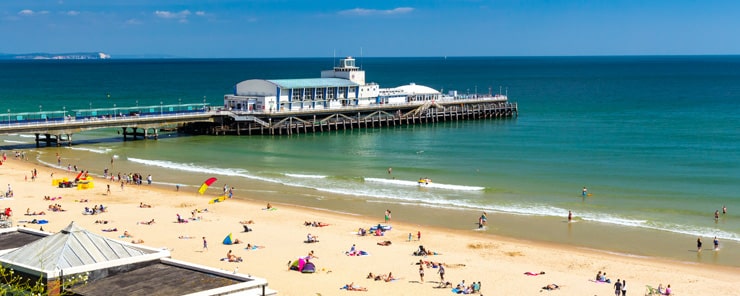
[[224, 57, 441, 113]]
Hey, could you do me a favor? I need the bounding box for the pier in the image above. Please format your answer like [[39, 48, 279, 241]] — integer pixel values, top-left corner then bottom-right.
[[182, 97, 517, 136], [0, 96, 517, 147]]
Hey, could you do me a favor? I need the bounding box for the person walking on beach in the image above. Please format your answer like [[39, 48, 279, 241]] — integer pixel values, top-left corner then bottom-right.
[[408, 233, 412, 242], [613, 279, 622, 296], [417, 231, 421, 241], [202, 237, 208, 251], [418, 264, 424, 283], [697, 237, 702, 252], [621, 280, 627, 296], [438, 263, 445, 281], [384, 209, 391, 223], [106, 184, 111, 195]]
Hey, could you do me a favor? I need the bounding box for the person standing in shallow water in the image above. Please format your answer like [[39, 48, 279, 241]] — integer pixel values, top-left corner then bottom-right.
[[714, 236, 719, 251], [697, 237, 702, 252], [568, 210, 572, 222]]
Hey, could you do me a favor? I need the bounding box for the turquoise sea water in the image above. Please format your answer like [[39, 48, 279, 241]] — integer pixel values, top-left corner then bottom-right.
[[1, 56, 739, 259]]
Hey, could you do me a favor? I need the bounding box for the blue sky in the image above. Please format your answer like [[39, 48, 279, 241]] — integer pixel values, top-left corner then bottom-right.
[[1, 0, 738, 58]]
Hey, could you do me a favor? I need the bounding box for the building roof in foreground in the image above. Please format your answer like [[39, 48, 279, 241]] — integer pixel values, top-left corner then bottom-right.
[[70, 260, 244, 296], [267, 78, 358, 89], [0, 222, 153, 272], [0, 229, 46, 251]]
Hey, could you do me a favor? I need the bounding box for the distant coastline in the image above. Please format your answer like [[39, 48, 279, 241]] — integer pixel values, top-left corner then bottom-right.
[[0, 52, 110, 60]]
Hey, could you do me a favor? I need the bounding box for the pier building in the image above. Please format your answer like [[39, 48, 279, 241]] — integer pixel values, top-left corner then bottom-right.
[[223, 57, 441, 113]]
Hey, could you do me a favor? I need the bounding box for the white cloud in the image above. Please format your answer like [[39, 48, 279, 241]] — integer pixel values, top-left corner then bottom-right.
[[154, 10, 191, 20], [195, 11, 205, 16], [18, 9, 50, 16], [125, 19, 143, 25], [339, 7, 414, 16], [66, 10, 80, 16]]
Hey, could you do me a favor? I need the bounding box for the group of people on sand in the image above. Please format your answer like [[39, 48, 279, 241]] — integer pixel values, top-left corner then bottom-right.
[[595, 270, 612, 283], [655, 283, 672, 295], [83, 204, 106, 215], [436, 279, 481, 294], [304, 221, 329, 227], [48, 203, 65, 212]]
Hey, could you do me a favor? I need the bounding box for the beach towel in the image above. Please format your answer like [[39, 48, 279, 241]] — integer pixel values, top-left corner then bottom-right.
[[346, 250, 369, 256], [525, 271, 545, 276]]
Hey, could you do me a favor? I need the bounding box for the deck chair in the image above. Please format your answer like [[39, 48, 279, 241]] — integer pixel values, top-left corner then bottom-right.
[[645, 285, 661, 296]]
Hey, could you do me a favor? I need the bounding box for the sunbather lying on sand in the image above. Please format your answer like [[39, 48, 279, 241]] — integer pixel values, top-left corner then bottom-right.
[[131, 239, 144, 244], [341, 282, 367, 291], [245, 243, 264, 250], [437, 281, 453, 288], [542, 283, 560, 290]]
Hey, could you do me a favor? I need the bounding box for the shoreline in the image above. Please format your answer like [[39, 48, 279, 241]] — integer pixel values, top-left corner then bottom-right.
[[1, 154, 739, 295], [14, 145, 740, 268]]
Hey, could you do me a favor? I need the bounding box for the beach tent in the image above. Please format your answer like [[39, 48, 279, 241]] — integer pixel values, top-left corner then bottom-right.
[[289, 258, 310, 272], [301, 261, 316, 273], [223, 233, 233, 245]]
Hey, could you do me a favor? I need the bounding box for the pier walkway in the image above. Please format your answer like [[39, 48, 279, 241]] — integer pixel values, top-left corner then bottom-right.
[[0, 103, 212, 147]]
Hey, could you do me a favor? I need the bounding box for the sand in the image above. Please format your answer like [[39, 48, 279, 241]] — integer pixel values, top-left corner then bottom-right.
[[1, 157, 739, 296]]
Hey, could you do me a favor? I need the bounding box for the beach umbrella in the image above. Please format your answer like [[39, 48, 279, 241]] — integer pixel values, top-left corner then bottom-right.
[[198, 177, 217, 195]]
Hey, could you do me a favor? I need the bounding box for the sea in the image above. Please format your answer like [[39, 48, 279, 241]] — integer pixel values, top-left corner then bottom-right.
[[1, 56, 739, 266]]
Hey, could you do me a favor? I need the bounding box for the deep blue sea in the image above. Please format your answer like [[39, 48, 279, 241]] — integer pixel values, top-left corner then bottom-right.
[[1, 56, 739, 253]]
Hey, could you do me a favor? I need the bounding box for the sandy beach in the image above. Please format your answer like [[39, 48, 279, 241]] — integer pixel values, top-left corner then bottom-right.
[[2, 157, 739, 296]]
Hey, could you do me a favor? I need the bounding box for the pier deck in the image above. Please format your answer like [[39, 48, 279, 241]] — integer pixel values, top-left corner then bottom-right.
[[185, 97, 517, 136]]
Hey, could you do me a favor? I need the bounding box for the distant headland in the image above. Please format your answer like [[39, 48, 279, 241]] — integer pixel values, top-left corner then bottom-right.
[[0, 52, 110, 60]]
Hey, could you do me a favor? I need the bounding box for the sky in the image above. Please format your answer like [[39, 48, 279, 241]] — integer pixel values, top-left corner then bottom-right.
[[1, 0, 739, 58]]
